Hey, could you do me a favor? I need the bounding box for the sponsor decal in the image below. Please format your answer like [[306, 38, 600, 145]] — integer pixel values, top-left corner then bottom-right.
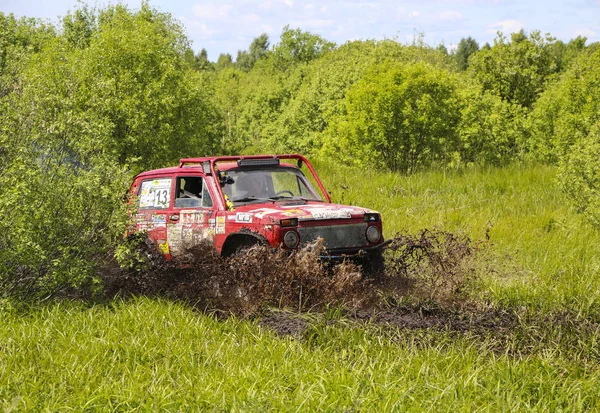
[[166, 222, 215, 255], [280, 208, 310, 217], [152, 214, 167, 224], [309, 208, 353, 220], [216, 216, 226, 234], [235, 212, 253, 223], [181, 210, 206, 224], [251, 208, 280, 219], [135, 213, 149, 222]]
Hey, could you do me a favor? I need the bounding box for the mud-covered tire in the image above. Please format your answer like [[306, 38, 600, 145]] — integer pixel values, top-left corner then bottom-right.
[[222, 236, 263, 257], [361, 250, 385, 278]]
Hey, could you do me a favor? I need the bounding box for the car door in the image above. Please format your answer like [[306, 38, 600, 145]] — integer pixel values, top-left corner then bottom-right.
[[135, 176, 173, 256], [166, 174, 216, 256]]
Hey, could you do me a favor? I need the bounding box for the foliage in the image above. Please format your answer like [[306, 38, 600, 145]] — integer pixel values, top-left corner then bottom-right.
[[454, 36, 479, 70], [271, 25, 335, 72], [192, 48, 212, 71], [216, 53, 233, 70], [549, 35, 588, 72], [260, 40, 451, 155], [0, 4, 222, 301], [468, 30, 558, 108], [529, 48, 600, 161], [558, 123, 600, 227], [457, 85, 529, 165], [236, 33, 270, 72], [0, 12, 55, 98], [323, 61, 461, 172]]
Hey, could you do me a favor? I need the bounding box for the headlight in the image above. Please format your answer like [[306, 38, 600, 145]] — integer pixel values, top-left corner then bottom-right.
[[283, 230, 300, 248], [366, 226, 381, 243]]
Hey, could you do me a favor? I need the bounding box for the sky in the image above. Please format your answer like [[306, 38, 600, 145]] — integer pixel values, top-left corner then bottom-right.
[[1, 0, 599, 61]]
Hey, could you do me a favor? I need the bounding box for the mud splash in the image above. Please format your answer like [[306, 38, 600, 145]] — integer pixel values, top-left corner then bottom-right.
[[100, 229, 479, 315], [97, 232, 600, 362]]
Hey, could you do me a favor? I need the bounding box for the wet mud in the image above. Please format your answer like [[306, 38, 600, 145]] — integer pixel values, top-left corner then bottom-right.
[[100, 230, 478, 315]]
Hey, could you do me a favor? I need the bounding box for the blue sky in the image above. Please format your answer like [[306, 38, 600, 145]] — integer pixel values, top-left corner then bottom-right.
[[2, 0, 599, 61]]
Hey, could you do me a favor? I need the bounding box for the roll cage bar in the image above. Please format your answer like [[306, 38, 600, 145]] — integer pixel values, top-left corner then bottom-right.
[[177, 154, 332, 204]]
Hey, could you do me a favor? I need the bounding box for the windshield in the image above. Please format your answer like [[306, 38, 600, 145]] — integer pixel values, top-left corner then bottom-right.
[[221, 166, 323, 205]]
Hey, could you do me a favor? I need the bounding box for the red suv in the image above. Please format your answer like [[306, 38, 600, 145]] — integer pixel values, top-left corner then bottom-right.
[[128, 154, 389, 267]]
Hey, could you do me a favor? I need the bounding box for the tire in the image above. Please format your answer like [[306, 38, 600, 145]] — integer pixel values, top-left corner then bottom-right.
[[222, 235, 263, 257]]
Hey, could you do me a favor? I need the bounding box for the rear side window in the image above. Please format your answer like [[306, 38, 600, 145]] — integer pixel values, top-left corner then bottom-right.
[[175, 177, 213, 208], [138, 178, 172, 210]]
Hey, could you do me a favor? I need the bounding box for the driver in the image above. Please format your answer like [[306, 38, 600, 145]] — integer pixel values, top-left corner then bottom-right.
[[234, 173, 267, 199]]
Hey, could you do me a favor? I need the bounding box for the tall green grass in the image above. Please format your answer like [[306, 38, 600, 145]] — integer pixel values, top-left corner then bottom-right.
[[2, 298, 600, 412], [314, 162, 600, 314]]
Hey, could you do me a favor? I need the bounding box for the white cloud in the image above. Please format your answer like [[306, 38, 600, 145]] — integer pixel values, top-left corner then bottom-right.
[[261, 24, 274, 34], [435, 10, 463, 21], [289, 19, 336, 30], [575, 28, 597, 38], [488, 19, 523, 34], [192, 4, 233, 20], [258, 1, 275, 10], [240, 12, 261, 23], [408, 11, 420, 18], [283, 0, 294, 7]]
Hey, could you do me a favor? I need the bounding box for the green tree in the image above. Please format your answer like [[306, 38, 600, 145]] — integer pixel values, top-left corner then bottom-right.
[[468, 30, 558, 108], [457, 85, 529, 165], [261, 39, 452, 155], [323, 62, 461, 172], [0, 3, 222, 301], [454, 36, 479, 70], [271, 26, 335, 71], [558, 122, 600, 227], [194, 48, 213, 71], [216, 53, 233, 70], [62, 5, 96, 48], [530, 48, 600, 161], [236, 33, 269, 72]]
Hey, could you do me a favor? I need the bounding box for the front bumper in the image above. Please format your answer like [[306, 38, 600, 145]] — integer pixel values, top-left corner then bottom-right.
[[319, 239, 392, 259]]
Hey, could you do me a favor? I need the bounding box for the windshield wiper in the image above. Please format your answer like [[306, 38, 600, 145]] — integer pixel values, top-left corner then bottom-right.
[[231, 196, 267, 203], [268, 195, 295, 201]]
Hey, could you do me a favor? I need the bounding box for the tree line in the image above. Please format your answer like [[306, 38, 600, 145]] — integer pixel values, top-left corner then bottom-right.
[[0, 3, 599, 300]]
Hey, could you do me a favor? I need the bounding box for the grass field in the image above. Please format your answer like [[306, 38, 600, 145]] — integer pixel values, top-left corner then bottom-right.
[[3, 163, 600, 411], [317, 162, 600, 315]]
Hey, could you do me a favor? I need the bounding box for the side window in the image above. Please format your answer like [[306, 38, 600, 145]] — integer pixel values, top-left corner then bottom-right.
[[175, 177, 213, 208], [138, 178, 172, 210]]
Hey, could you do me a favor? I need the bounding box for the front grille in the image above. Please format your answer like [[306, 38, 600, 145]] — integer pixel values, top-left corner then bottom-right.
[[297, 223, 368, 249]]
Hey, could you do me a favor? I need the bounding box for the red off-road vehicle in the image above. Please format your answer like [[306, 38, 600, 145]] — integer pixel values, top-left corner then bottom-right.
[[128, 154, 389, 268]]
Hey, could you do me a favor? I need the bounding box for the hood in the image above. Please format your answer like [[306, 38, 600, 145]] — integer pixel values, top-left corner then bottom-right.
[[232, 201, 378, 224]]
